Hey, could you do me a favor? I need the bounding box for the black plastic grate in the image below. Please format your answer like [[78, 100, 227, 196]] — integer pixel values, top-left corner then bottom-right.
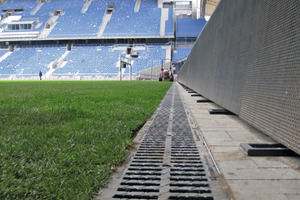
[[112, 84, 214, 199]]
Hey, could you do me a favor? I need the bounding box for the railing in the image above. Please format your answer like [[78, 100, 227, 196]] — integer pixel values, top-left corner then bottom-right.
[[0, 31, 39, 39], [0, 32, 175, 42]]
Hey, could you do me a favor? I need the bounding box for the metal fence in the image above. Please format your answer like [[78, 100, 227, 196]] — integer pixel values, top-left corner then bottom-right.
[[178, 0, 300, 154]]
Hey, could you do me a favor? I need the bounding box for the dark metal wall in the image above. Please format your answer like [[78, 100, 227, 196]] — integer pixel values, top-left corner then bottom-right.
[[178, 0, 300, 154], [0, 37, 174, 47]]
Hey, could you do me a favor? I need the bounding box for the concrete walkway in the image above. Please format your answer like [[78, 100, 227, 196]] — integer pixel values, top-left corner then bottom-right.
[[178, 83, 300, 200], [97, 82, 300, 200]]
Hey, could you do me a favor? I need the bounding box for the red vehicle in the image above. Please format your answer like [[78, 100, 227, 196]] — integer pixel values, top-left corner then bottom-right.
[[159, 69, 173, 82]]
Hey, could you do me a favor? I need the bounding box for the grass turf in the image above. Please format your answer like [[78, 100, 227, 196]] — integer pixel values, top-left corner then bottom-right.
[[0, 80, 172, 199]]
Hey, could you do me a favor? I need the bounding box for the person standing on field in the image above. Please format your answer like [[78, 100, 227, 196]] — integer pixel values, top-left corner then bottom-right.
[[39, 70, 42, 80]]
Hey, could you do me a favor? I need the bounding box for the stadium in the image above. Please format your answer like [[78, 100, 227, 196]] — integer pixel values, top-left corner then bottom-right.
[[0, 0, 210, 80], [0, 0, 299, 199]]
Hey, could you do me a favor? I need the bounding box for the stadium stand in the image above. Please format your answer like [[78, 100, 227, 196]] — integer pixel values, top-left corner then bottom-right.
[[52, 45, 121, 76], [102, 0, 162, 37], [173, 47, 191, 61], [0, 0, 200, 79], [0, 48, 7, 56], [124, 45, 165, 75], [51, 45, 166, 76], [0, 0, 173, 38], [0, 46, 65, 77], [165, 8, 173, 36], [47, 1, 105, 38], [0, 0, 45, 36], [0, 0, 36, 17], [0, 44, 167, 78], [176, 18, 206, 37]]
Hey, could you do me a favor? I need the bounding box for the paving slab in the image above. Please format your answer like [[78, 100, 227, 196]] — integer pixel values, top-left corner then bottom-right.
[[251, 157, 291, 168], [227, 179, 300, 200]]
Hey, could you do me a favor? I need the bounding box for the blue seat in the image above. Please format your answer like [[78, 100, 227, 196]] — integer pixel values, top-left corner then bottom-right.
[[0, 46, 65, 76], [0, 0, 173, 38], [173, 48, 192, 61], [177, 18, 206, 37]]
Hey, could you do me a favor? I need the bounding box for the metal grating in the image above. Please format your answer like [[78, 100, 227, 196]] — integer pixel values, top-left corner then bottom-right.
[[178, 0, 300, 155], [111, 84, 214, 199]]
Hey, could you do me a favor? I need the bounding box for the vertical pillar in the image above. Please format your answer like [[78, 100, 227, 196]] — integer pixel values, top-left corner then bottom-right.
[[157, 0, 163, 8], [129, 65, 132, 81], [119, 55, 122, 81]]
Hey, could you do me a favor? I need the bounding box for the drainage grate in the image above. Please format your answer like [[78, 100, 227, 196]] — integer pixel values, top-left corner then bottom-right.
[[109, 84, 214, 199]]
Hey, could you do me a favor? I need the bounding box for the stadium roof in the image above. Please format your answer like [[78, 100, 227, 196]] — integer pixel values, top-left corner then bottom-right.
[[205, 0, 220, 16], [163, 0, 220, 19]]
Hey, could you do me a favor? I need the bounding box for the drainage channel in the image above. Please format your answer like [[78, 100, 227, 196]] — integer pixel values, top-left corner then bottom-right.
[[99, 83, 214, 200]]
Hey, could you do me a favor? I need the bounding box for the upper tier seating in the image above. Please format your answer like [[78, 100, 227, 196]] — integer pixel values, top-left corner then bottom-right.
[[0, 0, 173, 38], [1, 0, 36, 18], [48, 1, 106, 38], [102, 0, 161, 37], [165, 8, 173, 36], [0, 0, 45, 33]]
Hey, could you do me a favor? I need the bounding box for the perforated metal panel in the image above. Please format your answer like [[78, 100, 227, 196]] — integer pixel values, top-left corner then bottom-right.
[[178, 0, 300, 154]]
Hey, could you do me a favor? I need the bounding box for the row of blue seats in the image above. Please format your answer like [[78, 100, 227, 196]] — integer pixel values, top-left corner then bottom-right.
[[53, 46, 120, 75], [0, 0, 173, 38], [54, 46, 166, 76], [165, 8, 173, 36], [0, 47, 65, 75], [0, 45, 167, 76], [49, 0, 106, 37], [176, 18, 206, 37], [173, 48, 192, 61], [124, 46, 166, 75], [1, 0, 45, 32], [102, 0, 161, 37]]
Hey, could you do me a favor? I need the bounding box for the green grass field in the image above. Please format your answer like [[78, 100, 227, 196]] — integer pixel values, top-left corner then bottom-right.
[[0, 80, 172, 199]]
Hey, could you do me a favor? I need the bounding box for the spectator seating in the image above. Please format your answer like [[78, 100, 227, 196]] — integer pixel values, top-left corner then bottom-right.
[[0, 1, 205, 78], [53, 46, 121, 76], [173, 48, 192, 61], [0, 46, 65, 76], [176, 18, 206, 37], [126, 46, 165, 75], [165, 8, 173, 36], [0, 0, 172, 38], [0, 0, 45, 33], [102, 0, 161, 37], [47, 1, 106, 38], [0, 45, 167, 77], [53, 45, 166, 76]]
